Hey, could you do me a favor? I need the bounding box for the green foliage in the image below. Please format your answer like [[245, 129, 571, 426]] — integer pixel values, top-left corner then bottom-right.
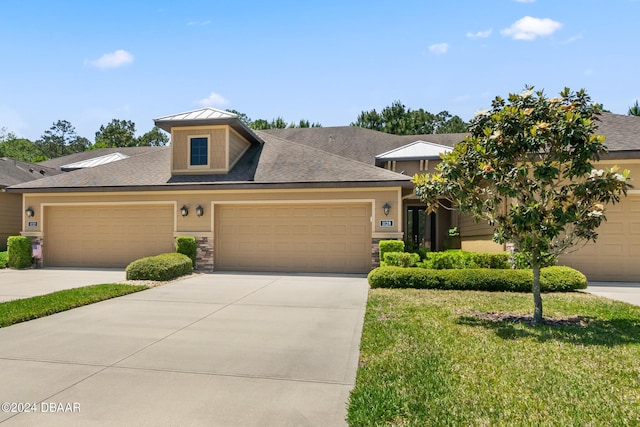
[[0, 129, 45, 162], [35, 120, 89, 159], [175, 236, 197, 268], [225, 109, 322, 130], [628, 100, 640, 116], [413, 86, 632, 322], [351, 100, 468, 135], [421, 250, 511, 269], [383, 252, 420, 268], [511, 251, 557, 269], [368, 266, 586, 292], [94, 119, 137, 148], [379, 240, 404, 262], [0, 284, 147, 327], [138, 126, 169, 146], [0, 251, 7, 268], [7, 236, 32, 269], [125, 253, 193, 281]]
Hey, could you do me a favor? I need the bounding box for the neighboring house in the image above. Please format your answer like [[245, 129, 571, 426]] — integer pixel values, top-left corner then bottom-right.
[[5, 109, 640, 280], [0, 158, 61, 248]]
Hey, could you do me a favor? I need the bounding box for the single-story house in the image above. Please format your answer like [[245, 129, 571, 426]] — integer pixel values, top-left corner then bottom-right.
[[0, 158, 61, 248], [6, 109, 640, 280]]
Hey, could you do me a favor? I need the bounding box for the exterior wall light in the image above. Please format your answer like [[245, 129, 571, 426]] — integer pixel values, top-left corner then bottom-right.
[[180, 205, 189, 217], [383, 203, 391, 216], [195, 205, 204, 217], [25, 207, 35, 217]]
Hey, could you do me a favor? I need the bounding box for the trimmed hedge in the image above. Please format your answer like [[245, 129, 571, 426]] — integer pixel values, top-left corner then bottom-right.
[[7, 236, 32, 269], [176, 236, 197, 268], [421, 250, 511, 270], [383, 252, 420, 268], [368, 266, 587, 292], [0, 251, 7, 269], [125, 253, 193, 281], [379, 240, 404, 262]]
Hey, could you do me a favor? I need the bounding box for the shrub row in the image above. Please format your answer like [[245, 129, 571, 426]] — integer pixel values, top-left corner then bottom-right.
[[368, 266, 587, 292], [0, 251, 7, 269], [379, 240, 405, 262], [125, 253, 193, 281], [420, 250, 511, 270]]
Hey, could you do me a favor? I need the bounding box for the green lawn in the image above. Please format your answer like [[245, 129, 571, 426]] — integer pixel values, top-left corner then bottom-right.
[[0, 284, 147, 327], [348, 289, 640, 426]]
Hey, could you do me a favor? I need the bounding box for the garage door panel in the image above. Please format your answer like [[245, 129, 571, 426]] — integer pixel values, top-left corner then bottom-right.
[[559, 195, 639, 281], [45, 205, 174, 268], [216, 203, 371, 274]]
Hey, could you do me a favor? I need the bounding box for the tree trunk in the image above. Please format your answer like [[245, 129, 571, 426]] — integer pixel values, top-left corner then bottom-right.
[[531, 260, 543, 325]]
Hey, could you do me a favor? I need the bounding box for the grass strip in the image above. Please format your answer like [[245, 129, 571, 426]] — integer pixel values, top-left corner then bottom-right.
[[0, 284, 147, 327], [348, 289, 640, 426]]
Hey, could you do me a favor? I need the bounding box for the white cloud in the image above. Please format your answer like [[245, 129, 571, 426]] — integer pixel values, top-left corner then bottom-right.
[[466, 29, 492, 39], [86, 50, 134, 69], [428, 43, 449, 54], [501, 16, 562, 40], [197, 92, 229, 107], [187, 20, 211, 26]]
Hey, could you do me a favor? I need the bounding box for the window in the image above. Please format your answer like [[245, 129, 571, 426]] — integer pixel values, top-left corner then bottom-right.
[[190, 137, 208, 166]]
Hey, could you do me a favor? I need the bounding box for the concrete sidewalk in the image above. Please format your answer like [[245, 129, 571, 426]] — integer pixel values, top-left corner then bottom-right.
[[585, 281, 640, 307], [0, 268, 126, 302], [0, 273, 368, 426]]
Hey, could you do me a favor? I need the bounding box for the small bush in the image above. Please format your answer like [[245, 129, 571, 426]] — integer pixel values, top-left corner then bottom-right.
[[368, 266, 587, 292], [379, 240, 404, 262], [383, 252, 420, 268], [7, 236, 32, 269], [0, 251, 7, 269], [126, 253, 193, 281], [176, 236, 197, 268]]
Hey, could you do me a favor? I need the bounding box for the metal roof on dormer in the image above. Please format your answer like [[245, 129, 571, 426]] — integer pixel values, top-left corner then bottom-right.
[[375, 140, 452, 161], [154, 107, 264, 145]]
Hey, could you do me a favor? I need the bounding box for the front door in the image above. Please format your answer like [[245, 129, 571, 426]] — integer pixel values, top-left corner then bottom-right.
[[406, 206, 436, 250]]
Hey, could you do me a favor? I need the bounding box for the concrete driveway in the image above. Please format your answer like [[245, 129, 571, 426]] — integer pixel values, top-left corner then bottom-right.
[[0, 268, 126, 302], [585, 281, 640, 307], [0, 272, 368, 426]]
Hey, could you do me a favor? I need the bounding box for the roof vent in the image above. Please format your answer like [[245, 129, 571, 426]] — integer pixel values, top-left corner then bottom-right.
[[29, 168, 34, 173], [39, 169, 46, 175]]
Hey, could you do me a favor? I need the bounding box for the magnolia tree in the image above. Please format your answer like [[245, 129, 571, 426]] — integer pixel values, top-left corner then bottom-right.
[[412, 87, 632, 324]]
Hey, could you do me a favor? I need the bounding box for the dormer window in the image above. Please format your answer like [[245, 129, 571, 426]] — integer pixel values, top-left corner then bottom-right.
[[190, 136, 209, 167]]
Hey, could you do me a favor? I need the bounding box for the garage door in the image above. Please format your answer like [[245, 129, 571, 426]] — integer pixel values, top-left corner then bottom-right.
[[216, 203, 372, 273], [45, 205, 175, 268], [559, 195, 640, 281]]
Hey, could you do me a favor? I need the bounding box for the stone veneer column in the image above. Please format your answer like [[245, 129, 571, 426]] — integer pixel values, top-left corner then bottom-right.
[[195, 237, 214, 271], [371, 238, 383, 269]]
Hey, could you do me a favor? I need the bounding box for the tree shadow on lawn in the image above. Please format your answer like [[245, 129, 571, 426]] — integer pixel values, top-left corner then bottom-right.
[[456, 312, 640, 347]]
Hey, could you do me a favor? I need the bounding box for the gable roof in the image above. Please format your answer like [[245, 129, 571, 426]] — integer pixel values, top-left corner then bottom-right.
[[375, 140, 453, 161], [0, 158, 61, 188], [154, 107, 264, 145]]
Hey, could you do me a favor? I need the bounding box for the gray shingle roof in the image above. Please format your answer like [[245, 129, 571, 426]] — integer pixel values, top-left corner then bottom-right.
[[596, 112, 640, 153], [0, 158, 62, 188]]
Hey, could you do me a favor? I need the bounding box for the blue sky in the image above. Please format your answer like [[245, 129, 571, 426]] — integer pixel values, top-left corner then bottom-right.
[[1, 0, 638, 141]]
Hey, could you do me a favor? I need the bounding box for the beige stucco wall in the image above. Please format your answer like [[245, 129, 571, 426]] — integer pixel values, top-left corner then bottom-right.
[[384, 159, 439, 176], [21, 186, 405, 239], [0, 191, 22, 248]]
